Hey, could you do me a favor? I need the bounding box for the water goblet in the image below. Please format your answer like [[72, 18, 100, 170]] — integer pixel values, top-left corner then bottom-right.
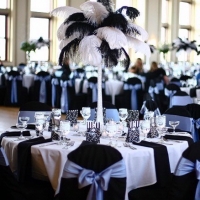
[[16, 122, 28, 140], [80, 107, 91, 125], [119, 108, 128, 126], [140, 120, 150, 141], [169, 121, 180, 134], [144, 111, 154, 120], [35, 118, 46, 137], [19, 116, 30, 124], [52, 109, 61, 130], [60, 120, 71, 147], [72, 123, 79, 133]]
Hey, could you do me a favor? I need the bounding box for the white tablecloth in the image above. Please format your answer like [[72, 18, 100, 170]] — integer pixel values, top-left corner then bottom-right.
[[1, 130, 189, 200]]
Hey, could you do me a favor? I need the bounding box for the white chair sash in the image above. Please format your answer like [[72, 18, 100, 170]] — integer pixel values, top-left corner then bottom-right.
[[60, 80, 72, 113], [124, 83, 141, 110], [192, 118, 200, 142], [8, 75, 22, 103], [51, 78, 59, 107], [62, 159, 126, 200], [175, 157, 200, 200], [0, 147, 9, 166], [88, 82, 98, 102], [35, 75, 51, 103]]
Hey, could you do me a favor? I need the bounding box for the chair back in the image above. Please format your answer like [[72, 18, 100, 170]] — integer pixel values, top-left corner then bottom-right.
[[163, 106, 192, 133], [89, 101, 119, 121], [168, 142, 200, 200], [59, 143, 126, 200], [171, 91, 193, 107], [140, 99, 161, 116]]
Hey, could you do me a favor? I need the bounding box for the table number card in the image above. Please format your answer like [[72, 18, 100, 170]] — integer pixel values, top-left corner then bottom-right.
[[86, 121, 101, 143], [66, 110, 78, 126], [126, 120, 140, 143]]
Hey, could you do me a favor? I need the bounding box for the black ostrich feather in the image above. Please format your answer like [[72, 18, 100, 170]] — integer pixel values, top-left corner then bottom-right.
[[64, 13, 87, 24], [116, 6, 140, 20], [65, 22, 95, 39], [125, 24, 141, 36], [97, 0, 114, 12], [121, 48, 130, 71], [59, 38, 80, 65], [101, 13, 128, 32], [99, 40, 122, 68]]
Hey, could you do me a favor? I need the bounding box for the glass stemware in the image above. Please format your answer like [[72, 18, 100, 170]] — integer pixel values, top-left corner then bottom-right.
[[144, 111, 154, 120], [35, 118, 46, 137], [16, 122, 27, 140], [80, 107, 91, 125], [52, 109, 61, 130], [169, 121, 180, 134], [140, 120, 150, 141], [119, 108, 128, 126], [60, 120, 71, 146]]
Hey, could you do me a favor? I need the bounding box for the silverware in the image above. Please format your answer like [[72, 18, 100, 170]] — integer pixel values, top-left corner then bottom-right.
[[123, 142, 137, 150], [39, 142, 58, 147], [62, 141, 75, 149]]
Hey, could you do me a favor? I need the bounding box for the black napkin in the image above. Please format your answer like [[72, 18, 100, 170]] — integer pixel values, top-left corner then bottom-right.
[[11, 124, 35, 130], [132, 141, 171, 187], [0, 131, 30, 144], [17, 137, 52, 183]]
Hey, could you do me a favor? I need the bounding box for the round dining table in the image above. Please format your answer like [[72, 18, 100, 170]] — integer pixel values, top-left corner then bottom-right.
[[1, 126, 190, 200]]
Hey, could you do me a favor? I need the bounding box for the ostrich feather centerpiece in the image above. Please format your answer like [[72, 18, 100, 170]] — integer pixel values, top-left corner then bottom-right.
[[51, 0, 150, 127]]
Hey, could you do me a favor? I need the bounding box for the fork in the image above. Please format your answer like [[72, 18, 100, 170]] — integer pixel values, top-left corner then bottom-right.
[[123, 142, 137, 150]]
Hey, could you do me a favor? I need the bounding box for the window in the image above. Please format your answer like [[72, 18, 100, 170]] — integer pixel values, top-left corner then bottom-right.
[[0, 0, 9, 61], [0, 15, 6, 61], [161, 0, 169, 44], [30, 0, 51, 62]]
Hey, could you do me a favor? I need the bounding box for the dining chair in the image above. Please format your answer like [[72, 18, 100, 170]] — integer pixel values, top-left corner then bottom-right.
[[163, 106, 192, 134], [171, 91, 193, 107], [185, 103, 200, 142], [88, 101, 120, 122], [170, 77, 182, 87], [58, 142, 126, 200], [29, 71, 52, 106], [0, 146, 54, 200], [168, 141, 200, 200], [115, 77, 143, 110], [4, 70, 28, 106]]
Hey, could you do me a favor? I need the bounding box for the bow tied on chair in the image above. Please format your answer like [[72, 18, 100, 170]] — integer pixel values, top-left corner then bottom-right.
[[35, 75, 51, 103], [8, 75, 22, 103], [164, 88, 177, 108], [51, 78, 59, 107], [62, 159, 126, 200], [88, 82, 98, 103], [60, 80, 72, 113], [124, 83, 142, 110], [175, 157, 200, 200], [148, 85, 159, 100], [192, 118, 200, 142]]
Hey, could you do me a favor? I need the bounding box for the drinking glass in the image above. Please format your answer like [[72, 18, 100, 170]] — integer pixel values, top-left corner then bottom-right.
[[52, 109, 61, 130], [155, 115, 166, 128], [140, 120, 150, 141], [72, 123, 79, 133], [16, 122, 28, 140], [35, 118, 46, 137], [144, 111, 154, 120], [60, 120, 71, 147], [19, 116, 30, 124], [119, 108, 128, 125], [80, 107, 91, 125], [169, 121, 180, 134]]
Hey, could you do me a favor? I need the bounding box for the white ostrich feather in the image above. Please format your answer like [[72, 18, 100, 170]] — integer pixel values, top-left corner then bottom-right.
[[126, 36, 151, 58], [51, 6, 81, 19], [79, 35, 102, 66], [96, 27, 127, 49], [127, 22, 149, 41], [57, 22, 74, 41], [80, 1, 109, 25], [59, 36, 77, 50]]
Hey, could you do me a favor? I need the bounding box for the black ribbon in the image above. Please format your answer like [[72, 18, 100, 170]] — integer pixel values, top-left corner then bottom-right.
[[0, 131, 30, 144], [132, 141, 171, 187], [17, 137, 52, 183]]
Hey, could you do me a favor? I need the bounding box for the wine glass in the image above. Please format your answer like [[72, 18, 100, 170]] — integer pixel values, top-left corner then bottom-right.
[[60, 120, 71, 148], [119, 108, 128, 126], [16, 122, 28, 140], [169, 121, 180, 134], [140, 120, 150, 141], [35, 118, 46, 137], [52, 109, 61, 130], [19, 116, 30, 124], [144, 111, 154, 120], [80, 107, 91, 125]]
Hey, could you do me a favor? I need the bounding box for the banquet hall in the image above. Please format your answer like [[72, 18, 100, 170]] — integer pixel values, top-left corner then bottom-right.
[[1, 0, 200, 200]]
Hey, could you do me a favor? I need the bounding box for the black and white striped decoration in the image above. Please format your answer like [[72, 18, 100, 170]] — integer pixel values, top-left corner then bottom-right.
[[86, 121, 101, 143], [129, 120, 140, 128], [0, 147, 9, 166]]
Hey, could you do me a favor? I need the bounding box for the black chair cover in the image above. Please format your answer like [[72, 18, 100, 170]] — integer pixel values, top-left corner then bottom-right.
[[59, 143, 126, 200], [19, 101, 51, 111]]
